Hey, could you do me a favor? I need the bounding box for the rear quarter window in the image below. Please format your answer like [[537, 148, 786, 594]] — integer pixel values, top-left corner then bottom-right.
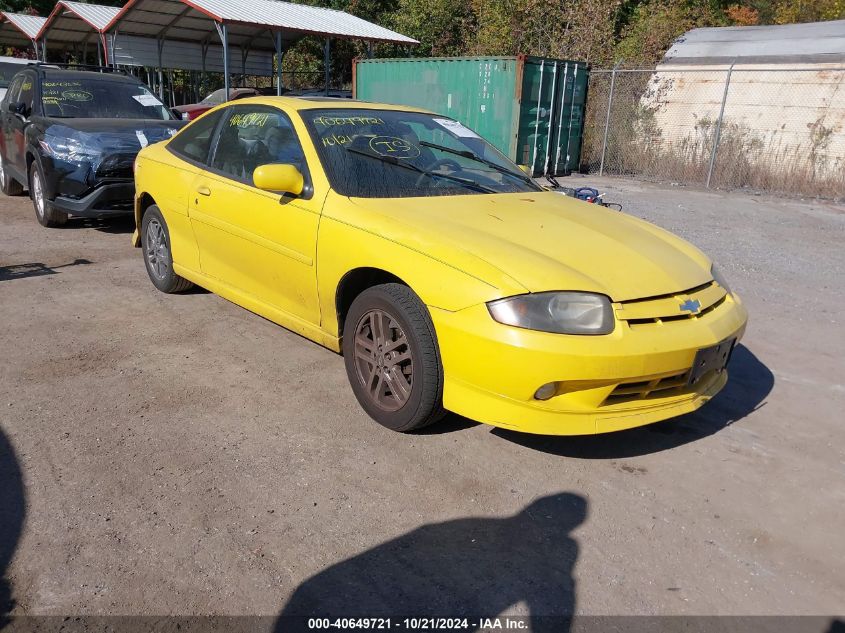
[[168, 110, 224, 165]]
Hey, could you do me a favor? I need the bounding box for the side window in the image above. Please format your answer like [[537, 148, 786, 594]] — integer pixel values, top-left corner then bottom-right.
[[211, 106, 306, 186], [5, 76, 22, 106], [18, 75, 35, 117], [168, 110, 224, 165]]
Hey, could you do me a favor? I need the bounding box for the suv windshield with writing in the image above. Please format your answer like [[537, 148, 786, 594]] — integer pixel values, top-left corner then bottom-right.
[[41, 75, 172, 120]]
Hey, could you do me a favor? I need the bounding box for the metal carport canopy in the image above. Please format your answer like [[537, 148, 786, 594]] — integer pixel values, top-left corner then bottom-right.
[[37, 1, 121, 64], [104, 0, 419, 97], [0, 12, 47, 56]]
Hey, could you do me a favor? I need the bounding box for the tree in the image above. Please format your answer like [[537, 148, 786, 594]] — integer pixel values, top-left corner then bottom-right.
[[726, 3, 761, 24], [614, 0, 724, 65], [774, 0, 845, 22]]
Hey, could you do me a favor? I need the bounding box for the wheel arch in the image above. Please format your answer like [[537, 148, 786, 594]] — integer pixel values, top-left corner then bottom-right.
[[133, 193, 157, 247], [25, 150, 38, 188], [335, 267, 410, 337]]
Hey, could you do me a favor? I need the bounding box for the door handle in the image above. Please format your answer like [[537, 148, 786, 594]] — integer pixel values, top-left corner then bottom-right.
[[197, 186, 211, 197]]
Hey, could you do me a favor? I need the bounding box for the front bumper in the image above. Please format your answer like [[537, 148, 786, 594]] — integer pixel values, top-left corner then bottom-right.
[[430, 294, 748, 435], [51, 181, 135, 218]]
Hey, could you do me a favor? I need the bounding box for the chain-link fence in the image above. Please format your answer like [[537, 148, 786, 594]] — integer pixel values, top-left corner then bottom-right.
[[582, 66, 845, 199]]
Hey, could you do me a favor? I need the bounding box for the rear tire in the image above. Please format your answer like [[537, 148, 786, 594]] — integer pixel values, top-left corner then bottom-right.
[[0, 153, 24, 196], [343, 283, 446, 432], [30, 162, 67, 227], [141, 205, 193, 293]]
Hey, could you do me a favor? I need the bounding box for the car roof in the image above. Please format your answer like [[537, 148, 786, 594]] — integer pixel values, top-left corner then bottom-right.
[[37, 68, 140, 84], [0, 56, 35, 65], [222, 95, 433, 115]]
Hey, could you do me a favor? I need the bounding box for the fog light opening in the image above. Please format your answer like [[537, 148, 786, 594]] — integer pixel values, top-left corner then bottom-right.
[[534, 382, 557, 401]]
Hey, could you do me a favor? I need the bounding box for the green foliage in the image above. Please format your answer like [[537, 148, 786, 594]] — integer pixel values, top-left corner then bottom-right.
[[0, 0, 121, 15], [387, 0, 476, 57], [774, 0, 845, 23], [2, 0, 842, 85], [615, 0, 725, 65]]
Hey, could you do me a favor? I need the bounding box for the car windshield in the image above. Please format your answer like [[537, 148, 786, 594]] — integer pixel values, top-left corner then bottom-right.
[[41, 75, 172, 120], [303, 109, 541, 198]]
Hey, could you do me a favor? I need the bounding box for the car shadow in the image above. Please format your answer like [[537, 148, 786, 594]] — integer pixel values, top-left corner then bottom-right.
[[275, 493, 586, 632], [491, 345, 773, 459], [413, 414, 479, 435], [63, 216, 135, 234], [0, 427, 25, 622], [0, 259, 93, 282]]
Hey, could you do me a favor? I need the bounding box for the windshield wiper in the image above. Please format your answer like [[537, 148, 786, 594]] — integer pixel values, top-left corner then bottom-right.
[[419, 140, 540, 189], [347, 147, 496, 194]]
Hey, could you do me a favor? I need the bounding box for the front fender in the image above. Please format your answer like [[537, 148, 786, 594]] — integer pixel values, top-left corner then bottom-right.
[[317, 214, 517, 339]]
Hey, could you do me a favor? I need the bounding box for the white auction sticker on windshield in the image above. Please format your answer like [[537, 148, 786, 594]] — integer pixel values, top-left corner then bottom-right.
[[133, 94, 160, 107], [433, 118, 480, 138], [136, 130, 149, 148]]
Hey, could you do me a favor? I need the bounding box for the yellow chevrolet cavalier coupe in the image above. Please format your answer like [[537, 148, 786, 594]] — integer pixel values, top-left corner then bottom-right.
[[132, 97, 747, 435]]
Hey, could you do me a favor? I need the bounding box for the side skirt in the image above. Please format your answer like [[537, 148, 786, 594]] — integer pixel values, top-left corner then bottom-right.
[[173, 263, 342, 353]]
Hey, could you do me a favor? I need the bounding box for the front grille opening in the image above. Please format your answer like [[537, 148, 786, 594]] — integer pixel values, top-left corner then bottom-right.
[[621, 285, 728, 328], [603, 370, 691, 405], [96, 153, 136, 179], [621, 281, 714, 307]]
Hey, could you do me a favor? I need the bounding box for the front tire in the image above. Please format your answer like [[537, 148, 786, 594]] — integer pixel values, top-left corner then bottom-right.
[[0, 153, 24, 196], [30, 162, 67, 227], [343, 283, 446, 432], [141, 205, 193, 293]]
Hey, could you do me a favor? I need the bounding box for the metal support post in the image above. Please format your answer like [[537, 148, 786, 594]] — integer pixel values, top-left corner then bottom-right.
[[215, 23, 230, 101], [599, 60, 621, 177], [706, 64, 734, 188], [324, 38, 330, 95]]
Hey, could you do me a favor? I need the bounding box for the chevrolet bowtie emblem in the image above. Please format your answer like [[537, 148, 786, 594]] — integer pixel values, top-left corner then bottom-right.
[[679, 298, 702, 313]]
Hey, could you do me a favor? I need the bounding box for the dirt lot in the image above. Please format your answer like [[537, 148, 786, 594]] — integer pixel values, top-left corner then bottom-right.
[[1, 177, 843, 620]]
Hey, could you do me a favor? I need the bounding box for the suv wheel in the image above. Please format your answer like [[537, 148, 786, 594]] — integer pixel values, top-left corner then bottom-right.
[[30, 162, 67, 227], [0, 153, 23, 196], [342, 283, 446, 432]]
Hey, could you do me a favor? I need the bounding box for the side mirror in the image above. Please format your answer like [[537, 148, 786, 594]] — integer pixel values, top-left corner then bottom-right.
[[253, 163, 304, 196], [170, 107, 184, 120]]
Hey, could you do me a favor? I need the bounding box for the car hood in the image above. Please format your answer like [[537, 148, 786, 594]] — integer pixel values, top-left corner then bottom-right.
[[41, 118, 183, 155], [345, 191, 713, 302], [39, 118, 185, 181], [41, 117, 184, 135]]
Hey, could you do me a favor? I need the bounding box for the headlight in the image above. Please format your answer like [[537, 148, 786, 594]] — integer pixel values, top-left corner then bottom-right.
[[487, 292, 615, 335], [39, 136, 100, 163], [711, 264, 732, 294]]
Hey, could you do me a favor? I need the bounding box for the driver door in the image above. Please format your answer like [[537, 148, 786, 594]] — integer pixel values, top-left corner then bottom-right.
[[189, 105, 322, 326], [2, 74, 30, 181]]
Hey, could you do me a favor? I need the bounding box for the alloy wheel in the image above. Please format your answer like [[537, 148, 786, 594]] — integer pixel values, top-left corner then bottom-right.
[[353, 309, 413, 411], [32, 171, 45, 218], [145, 218, 170, 280]]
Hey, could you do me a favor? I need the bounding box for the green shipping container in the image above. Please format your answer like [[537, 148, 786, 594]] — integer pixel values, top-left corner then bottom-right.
[[353, 55, 589, 177]]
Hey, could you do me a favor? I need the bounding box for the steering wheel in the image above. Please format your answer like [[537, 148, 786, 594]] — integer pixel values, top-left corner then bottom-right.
[[415, 158, 463, 187]]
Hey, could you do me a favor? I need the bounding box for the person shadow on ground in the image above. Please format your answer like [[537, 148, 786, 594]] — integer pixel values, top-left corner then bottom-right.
[[0, 427, 25, 623], [276, 493, 587, 633]]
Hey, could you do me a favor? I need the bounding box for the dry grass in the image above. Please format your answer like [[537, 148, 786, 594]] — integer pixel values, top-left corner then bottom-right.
[[583, 73, 845, 201]]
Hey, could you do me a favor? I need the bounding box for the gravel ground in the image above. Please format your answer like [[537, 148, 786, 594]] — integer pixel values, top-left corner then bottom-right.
[[0, 176, 843, 620]]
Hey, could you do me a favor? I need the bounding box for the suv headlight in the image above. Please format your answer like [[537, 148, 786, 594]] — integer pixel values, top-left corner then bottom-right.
[[711, 264, 732, 294], [39, 136, 101, 163], [487, 292, 615, 335]]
